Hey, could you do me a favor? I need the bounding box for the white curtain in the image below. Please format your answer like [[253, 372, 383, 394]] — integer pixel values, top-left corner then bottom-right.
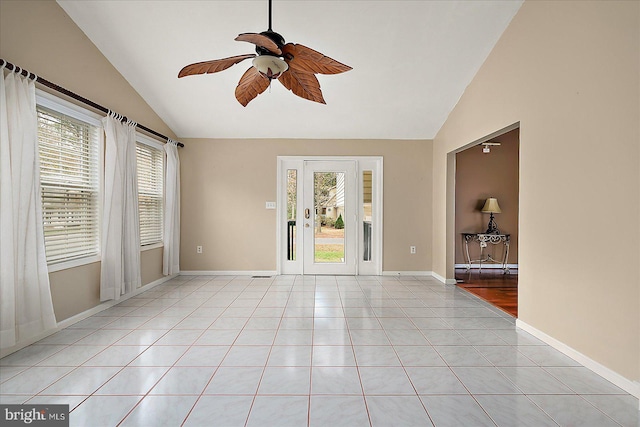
[[163, 139, 180, 275], [0, 66, 57, 349], [100, 113, 140, 301]]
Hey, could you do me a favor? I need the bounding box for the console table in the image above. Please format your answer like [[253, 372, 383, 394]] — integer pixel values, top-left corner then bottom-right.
[[462, 233, 510, 273]]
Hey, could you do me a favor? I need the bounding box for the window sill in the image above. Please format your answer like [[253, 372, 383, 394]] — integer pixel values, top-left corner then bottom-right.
[[46, 244, 163, 273], [141, 242, 164, 252], [47, 255, 101, 273]]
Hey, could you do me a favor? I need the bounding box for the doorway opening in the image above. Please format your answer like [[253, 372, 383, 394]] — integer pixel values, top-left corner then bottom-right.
[[451, 126, 519, 316], [277, 157, 383, 275]]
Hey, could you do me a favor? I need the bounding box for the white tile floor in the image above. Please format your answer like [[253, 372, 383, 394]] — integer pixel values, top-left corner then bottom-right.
[[1, 275, 638, 426]]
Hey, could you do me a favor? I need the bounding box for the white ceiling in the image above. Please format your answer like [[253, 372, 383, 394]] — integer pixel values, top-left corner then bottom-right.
[[57, 0, 523, 140]]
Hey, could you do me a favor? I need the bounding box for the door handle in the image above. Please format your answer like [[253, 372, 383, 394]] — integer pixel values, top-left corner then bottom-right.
[[304, 208, 310, 219]]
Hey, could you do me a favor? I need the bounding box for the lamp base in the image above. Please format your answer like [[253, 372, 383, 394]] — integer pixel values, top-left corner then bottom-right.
[[485, 213, 500, 234]]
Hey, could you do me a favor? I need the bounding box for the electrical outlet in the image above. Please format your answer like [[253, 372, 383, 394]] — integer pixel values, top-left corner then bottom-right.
[[196, 245, 203, 254], [410, 246, 416, 254]]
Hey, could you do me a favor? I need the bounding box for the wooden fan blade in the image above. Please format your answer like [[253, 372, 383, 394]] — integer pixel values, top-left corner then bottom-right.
[[282, 43, 352, 75], [235, 67, 271, 107], [178, 54, 256, 78], [235, 33, 282, 55], [278, 69, 325, 104]]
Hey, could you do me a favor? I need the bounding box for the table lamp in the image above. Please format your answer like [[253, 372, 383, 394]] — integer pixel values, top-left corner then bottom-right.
[[481, 197, 501, 234]]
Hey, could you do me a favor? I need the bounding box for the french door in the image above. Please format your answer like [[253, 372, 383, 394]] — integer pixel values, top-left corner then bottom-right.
[[278, 157, 382, 275]]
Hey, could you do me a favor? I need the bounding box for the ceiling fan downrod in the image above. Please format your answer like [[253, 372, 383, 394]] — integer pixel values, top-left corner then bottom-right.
[[257, 0, 285, 56]]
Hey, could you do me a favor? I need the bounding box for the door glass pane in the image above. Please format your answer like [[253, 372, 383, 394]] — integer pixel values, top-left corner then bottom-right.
[[363, 170, 372, 261], [314, 171, 345, 263], [287, 169, 297, 260]]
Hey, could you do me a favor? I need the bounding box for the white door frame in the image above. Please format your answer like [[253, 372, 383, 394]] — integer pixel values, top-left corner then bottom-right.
[[277, 156, 383, 275]]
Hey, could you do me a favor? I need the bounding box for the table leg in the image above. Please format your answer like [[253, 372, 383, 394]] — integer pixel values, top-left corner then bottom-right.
[[503, 241, 510, 273], [464, 238, 472, 271]]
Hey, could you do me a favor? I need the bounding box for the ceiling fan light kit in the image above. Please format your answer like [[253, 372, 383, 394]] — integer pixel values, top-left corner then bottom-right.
[[252, 55, 288, 79], [178, 0, 352, 106]]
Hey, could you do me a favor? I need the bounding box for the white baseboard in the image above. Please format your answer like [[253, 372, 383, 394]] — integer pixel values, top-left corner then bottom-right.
[[185, 270, 445, 280], [455, 263, 519, 270], [516, 319, 640, 405], [0, 274, 177, 359], [57, 274, 177, 329], [0, 328, 60, 359], [180, 270, 277, 277], [382, 271, 432, 277], [430, 271, 457, 285]]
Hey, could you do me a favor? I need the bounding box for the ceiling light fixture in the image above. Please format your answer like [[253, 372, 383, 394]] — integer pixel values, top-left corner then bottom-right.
[[252, 55, 288, 79], [177, 0, 352, 106], [481, 142, 501, 153]]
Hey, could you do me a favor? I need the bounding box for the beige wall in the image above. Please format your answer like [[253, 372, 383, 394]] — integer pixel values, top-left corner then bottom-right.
[[0, 0, 175, 138], [0, 0, 175, 322], [433, 0, 639, 383], [179, 139, 433, 273], [455, 128, 519, 264], [49, 262, 100, 322]]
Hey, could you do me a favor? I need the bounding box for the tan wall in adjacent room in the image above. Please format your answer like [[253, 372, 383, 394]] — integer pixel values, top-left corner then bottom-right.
[[432, 0, 639, 384], [455, 128, 519, 265], [0, 0, 176, 322], [179, 139, 433, 273]]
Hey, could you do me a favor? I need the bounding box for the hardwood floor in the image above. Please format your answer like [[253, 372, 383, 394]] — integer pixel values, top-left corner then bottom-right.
[[455, 268, 518, 317]]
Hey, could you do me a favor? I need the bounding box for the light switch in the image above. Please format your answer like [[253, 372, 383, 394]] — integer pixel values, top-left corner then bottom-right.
[[265, 201, 276, 209]]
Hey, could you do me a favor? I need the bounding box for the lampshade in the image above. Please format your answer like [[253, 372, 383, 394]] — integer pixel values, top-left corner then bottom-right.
[[481, 198, 502, 214], [252, 55, 288, 79]]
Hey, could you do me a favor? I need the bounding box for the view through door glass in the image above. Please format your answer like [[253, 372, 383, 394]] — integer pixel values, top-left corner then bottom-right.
[[363, 170, 372, 262], [314, 171, 345, 263], [303, 160, 356, 275], [286, 169, 297, 261]]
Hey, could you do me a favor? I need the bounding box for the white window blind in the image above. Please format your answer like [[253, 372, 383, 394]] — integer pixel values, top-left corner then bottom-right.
[[37, 106, 100, 264], [136, 141, 164, 246]]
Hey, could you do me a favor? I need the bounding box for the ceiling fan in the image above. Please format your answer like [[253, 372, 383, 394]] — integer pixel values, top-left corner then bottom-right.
[[178, 0, 352, 106]]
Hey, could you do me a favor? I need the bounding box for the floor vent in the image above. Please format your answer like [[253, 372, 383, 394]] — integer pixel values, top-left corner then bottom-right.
[[251, 276, 272, 279]]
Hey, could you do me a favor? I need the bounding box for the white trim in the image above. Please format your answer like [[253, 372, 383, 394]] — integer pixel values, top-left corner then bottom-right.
[[0, 274, 177, 358], [382, 271, 433, 277], [47, 255, 101, 273], [56, 274, 176, 330], [141, 242, 164, 252], [0, 328, 58, 359], [136, 132, 165, 150], [454, 263, 519, 270], [516, 319, 640, 402], [430, 271, 458, 285], [48, 245, 165, 271], [180, 270, 278, 277], [36, 89, 103, 127]]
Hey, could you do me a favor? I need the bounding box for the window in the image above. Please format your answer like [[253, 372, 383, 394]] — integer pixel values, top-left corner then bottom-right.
[[136, 137, 164, 246], [37, 103, 101, 266]]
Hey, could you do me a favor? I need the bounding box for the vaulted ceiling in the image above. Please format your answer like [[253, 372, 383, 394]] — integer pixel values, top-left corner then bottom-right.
[[57, 0, 523, 140]]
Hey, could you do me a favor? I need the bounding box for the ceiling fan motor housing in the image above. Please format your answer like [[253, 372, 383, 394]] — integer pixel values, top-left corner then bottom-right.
[[256, 30, 286, 56]]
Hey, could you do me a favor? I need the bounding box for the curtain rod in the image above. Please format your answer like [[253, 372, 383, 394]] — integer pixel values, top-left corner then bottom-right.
[[1, 59, 184, 148]]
